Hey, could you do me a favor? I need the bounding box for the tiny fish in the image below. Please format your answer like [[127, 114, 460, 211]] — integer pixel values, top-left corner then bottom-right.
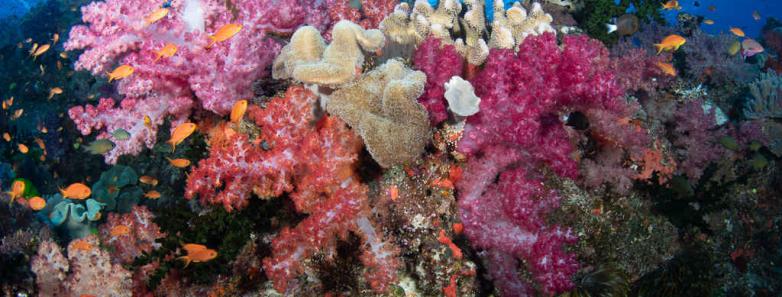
[[60, 182, 91, 200], [12, 109, 24, 120], [145, 8, 169, 26], [111, 128, 131, 140], [178, 243, 218, 267], [84, 139, 116, 155], [144, 190, 161, 199], [661, 0, 681, 10], [48, 87, 63, 99], [2, 132, 10, 142], [654, 34, 686, 54], [110, 225, 131, 237], [28, 196, 46, 211], [656, 61, 677, 77], [107, 65, 134, 82], [70, 239, 93, 251], [730, 27, 745, 37], [31, 44, 50, 60], [167, 157, 191, 168], [708, 5, 716, 12], [144, 115, 152, 128], [2, 96, 12, 109], [139, 175, 159, 186], [230, 99, 248, 123], [154, 43, 178, 62], [752, 10, 761, 21], [29, 43, 38, 55], [18, 143, 29, 154], [728, 40, 741, 56], [34, 138, 46, 151], [59, 52, 68, 59], [7, 180, 25, 204], [742, 38, 764, 59], [168, 122, 197, 152], [52, 33, 59, 44], [606, 14, 639, 37], [703, 19, 714, 25], [208, 23, 242, 48]]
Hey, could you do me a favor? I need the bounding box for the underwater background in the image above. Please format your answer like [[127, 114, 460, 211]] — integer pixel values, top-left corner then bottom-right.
[[1, 0, 781, 296]]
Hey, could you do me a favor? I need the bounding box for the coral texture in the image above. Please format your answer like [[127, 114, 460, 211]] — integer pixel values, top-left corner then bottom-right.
[[98, 205, 165, 265], [413, 37, 465, 124], [326, 59, 432, 167]]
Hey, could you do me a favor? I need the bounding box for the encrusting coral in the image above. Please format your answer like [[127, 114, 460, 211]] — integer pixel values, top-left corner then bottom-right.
[[326, 59, 432, 167], [272, 20, 385, 87]]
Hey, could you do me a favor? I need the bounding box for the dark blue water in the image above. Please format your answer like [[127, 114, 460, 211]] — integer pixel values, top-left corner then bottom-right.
[[662, 0, 782, 38]]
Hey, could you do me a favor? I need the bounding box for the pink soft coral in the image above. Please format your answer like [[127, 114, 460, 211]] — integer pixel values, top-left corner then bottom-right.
[[98, 205, 165, 265], [413, 37, 465, 125]]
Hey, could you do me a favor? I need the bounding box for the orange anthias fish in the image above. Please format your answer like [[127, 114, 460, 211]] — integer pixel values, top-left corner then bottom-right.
[[18, 143, 29, 154], [144, 190, 161, 199], [230, 100, 248, 123], [110, 225, 131, 237], [3, 132, 10, 142], [31, 44, 50, 60], [48, 87, 63, 99], [107, 65, 134, 82], [144, 115, 152, 128], [70, 239, 93, 252], [661, 0, 681, 10], [178, 243, 218, 267], [7, 180, 26, 204], [168, 122, 197, 152], [28, 196, 46, 211], [2, 97, 12, 109], [656, 61, 677, 77], [139, 175, 159, 186], [207, 23, 242, 48], [703, 19, 715, 25], [730, 27, 745, 37], [167, 158, 191, 168], [154, 43, 178, 62], [60, 182, 91, 200], [145, 8, 169, 26], [654, 34, 686, 54], [11, 109, 24, 120], [52, 33, 59, 44]]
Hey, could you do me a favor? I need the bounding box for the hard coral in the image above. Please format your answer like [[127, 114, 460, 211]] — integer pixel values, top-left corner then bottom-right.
[[273, 20, 385, 87], [326, 59, 432, 167]]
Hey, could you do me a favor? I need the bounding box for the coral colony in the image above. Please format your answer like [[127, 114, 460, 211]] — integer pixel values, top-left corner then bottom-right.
[[2, 0, 782, 296]]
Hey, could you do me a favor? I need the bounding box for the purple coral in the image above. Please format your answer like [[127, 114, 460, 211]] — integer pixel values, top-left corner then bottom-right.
[[413, 37, 465, 124]]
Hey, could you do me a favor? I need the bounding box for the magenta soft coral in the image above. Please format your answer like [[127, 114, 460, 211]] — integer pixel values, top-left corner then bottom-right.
[[457, 33, 642, 296], [413, 37, 465, 124], [186, 86, 399, 293], [98, 205, 165, 265]]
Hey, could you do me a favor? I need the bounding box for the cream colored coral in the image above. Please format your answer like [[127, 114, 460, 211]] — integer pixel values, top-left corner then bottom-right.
[[489, 2, 555, 50], [326, 59, 431, 167], [444, 76, 481, 117], [272, 20, 385, 87], [380, 2, 430, 45], [454, 0, 489, 65]]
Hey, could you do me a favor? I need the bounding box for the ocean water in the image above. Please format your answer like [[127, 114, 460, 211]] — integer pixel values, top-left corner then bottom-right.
[[1, 0, 781, 296]]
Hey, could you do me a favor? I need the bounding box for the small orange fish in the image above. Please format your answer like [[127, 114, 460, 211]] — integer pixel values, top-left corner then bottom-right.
[[28, 196, 46, 211], [2, 97, 12, 110], [168, 122, 197, 152], [654, 34, 686, 54], [18, 143, 29, 154], [145, 8, 169, 26], [144, 190, 161, 199], [656, 61, 677, 77], [60, 182, 91, 200], [34, 138, 46, 150], [154, 43, 178, 62], [12, 109, 24, 120], [179, 243, 218, 267], [52, 33, 60, 44], [661, 0, 681, 10], [29, 43, 39, 55], [110, 225, 131, 237], [230, 100, 248, 123], [167, 158, 191, 168], [70, 239, 93, 252], [31, 44, 50, 60], [144, 115, 152, 128], [207, 23, 242, 48], [48, 87, 63, 99], [730, 27, 745, 37], [452, 223, 464, 235], [7, 180, 26, 204], [703, 19, 715, 25], [59, 52, 68, 59], [3, 133, 10, 142], [139, 175, 159, 186], [107, 64, 134, 82], [388, 185, 399, 201]]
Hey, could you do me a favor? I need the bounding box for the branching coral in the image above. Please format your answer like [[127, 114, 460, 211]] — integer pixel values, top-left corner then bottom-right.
[[744, 70, 782, 120], [326, 59, 432, 167], [31, 235, 132, 296], [272, 20, 385, 87], [682, 30, 760, 86], [186, 86, 400, 293]]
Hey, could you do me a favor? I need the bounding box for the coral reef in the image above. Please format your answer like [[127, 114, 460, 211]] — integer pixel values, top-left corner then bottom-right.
[[682, 30, 760, 86], [38, 193, 104, 239], [744, 70, 782, 120], [98, 205, 165, 265], [412, 37, 465, 124], [326, 59, 432, 167], [90, 165, 142, 213]]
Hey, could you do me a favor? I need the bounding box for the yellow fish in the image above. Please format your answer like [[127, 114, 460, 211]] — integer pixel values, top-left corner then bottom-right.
[[139, 175, 159, 186], [144, 115, 152, 128], [7, 180, 25, 204], [70, 239, 93, 252], [28, 196, 46, 211], [11, 109, 24, 120], [656, 61, 677, 77], [730, 27, 745, 37], [178, 243, 218, 267], [703, 19, 714, 25], [31, 44, 50, 60], [654, 34, 686, 54], [230, 99, 248, 123], [107, 65, 134, 82], [145, 8, 169, 26], [167, 122, 197, 152], [154, 43, 178, 62], [728, 40, 741, 56], [110, 225, 131, 237], [167, 157, 191, 168], [2, 132, 10, 142], [29, 43, 38, 55], [18, 143, 29, 154], [59, 52, 68, 59], [48, 87, 63, 99], [207, 24, 242, 48], [144, 190, 161, 199], [661, 0, 681, 10], [60, 182, 91, 200]]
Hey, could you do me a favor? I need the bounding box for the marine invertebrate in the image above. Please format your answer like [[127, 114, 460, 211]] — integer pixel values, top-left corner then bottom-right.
[[325, 0, 397, 31], [90, 165, 143, 213], [272, 20, 385, 87], [672, 99, 728, 181], [457, 33, 648, 296], [744, 70, 782, 120], [326, 59, 431, 167], [412, 37, 465, 124], [682, 30, 760, 85], [444, 76, 481, 117], [38, 194, 104, 239], [31, 235, 133, 296], [487, 1, 555, 51], [98, 205, 165, 265]]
